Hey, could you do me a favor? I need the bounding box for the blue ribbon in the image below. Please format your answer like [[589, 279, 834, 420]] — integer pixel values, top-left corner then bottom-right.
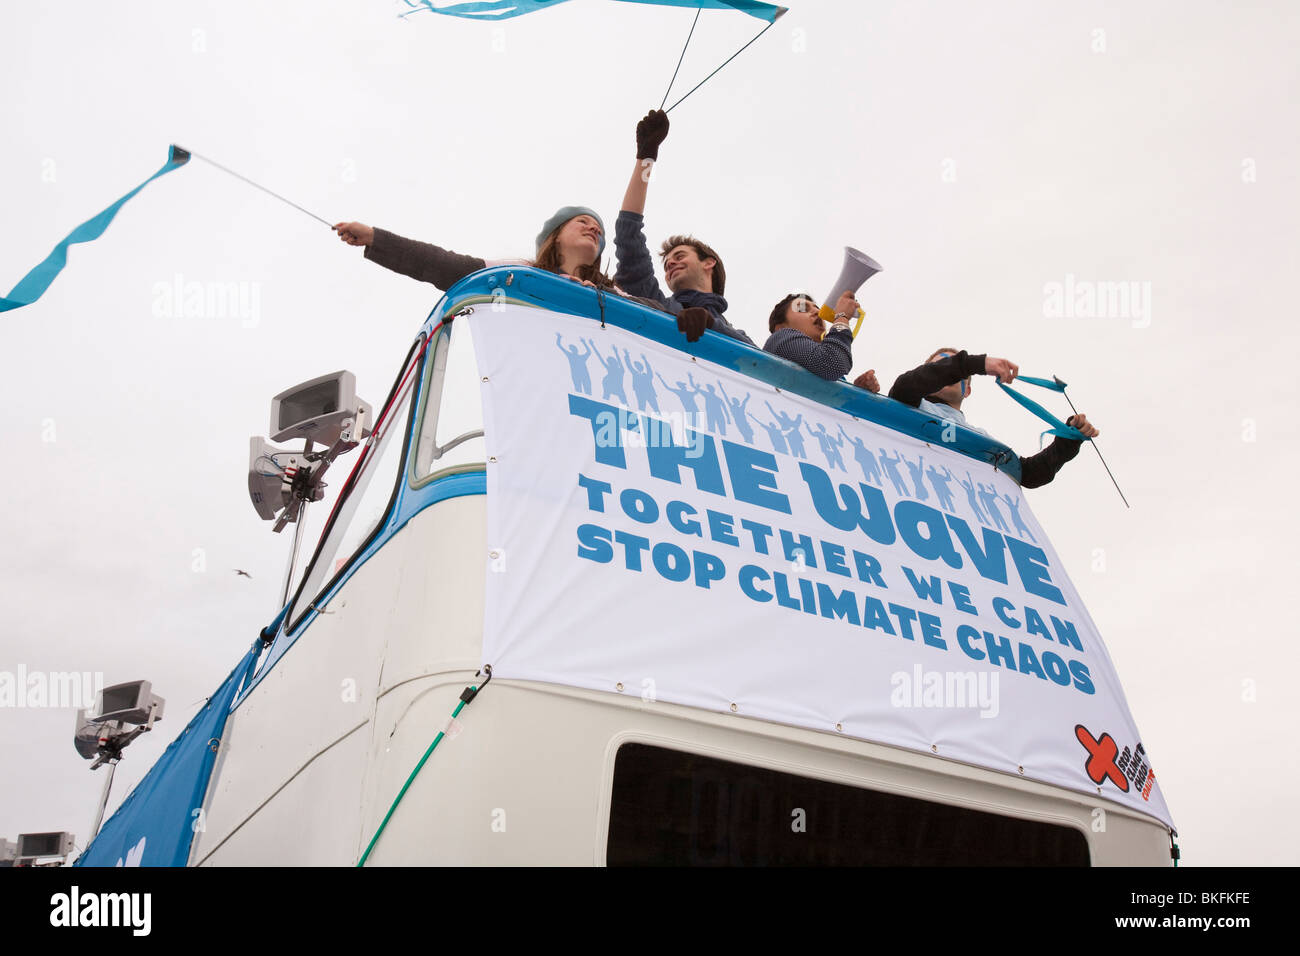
[[1014, 373, 1066, 393], [997, 377, 1087, 442], [1, 145, 190, 314], [402, 0, 786, 23]]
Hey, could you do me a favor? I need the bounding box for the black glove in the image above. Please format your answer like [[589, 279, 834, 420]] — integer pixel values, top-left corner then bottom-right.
[[677, 306, 712, 343], [636, 109, 670, 161]]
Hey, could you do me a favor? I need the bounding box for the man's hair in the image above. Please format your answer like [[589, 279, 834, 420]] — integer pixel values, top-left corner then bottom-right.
[[659, 235, 725, 295], [768, 293, 815, 333], [926, 346, 962, 363]]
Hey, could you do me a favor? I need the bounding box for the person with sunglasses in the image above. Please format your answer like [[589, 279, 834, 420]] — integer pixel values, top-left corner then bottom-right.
[[882, 348, 1099, 488]]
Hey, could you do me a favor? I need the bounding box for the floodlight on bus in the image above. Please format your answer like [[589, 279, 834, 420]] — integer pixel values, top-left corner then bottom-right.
[[15, 831, 74, 863], [269, 370, 373, 447], [91, 680, 165, 726]]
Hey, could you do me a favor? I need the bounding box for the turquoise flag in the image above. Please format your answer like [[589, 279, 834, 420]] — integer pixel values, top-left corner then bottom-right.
[[1, 145, 190, 314], [403, 0, 787, 23], [998, 379, 1088, 442]]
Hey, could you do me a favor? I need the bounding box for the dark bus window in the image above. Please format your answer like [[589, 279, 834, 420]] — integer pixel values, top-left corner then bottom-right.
[[607, 744, 1090, 867]]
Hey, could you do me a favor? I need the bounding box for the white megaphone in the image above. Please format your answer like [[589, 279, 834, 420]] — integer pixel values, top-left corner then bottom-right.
[[820, 246, 882, 337]]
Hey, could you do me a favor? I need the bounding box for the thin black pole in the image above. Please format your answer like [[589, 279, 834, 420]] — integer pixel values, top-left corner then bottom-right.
[[1055, 376, 1131, 509], [182, 147, 332, 227], [661, 9, 702, 110], [664, 13, 782, 114]]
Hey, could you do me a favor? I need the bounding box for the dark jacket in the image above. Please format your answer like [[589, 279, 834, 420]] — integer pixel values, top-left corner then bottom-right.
[[889, 350, 1082, 489], [613, 211, 755, 345], [364, 228, 487, 290], [763, 327, 853, 380]]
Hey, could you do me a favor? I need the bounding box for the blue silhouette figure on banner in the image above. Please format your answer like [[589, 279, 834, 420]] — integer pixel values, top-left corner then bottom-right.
[[839, 427, 883, 485], [750, 413, 789, 455], [878, 449, 912, 498], [900, 453, 929, 501], [767, 403, 806, 459], [622, 349, 661, 413], [926, 464, 958, 513], [806, 422, 846, 470], [586, 339, 628, 405], [977, 481, 1011, 533], [958, 471, 989, 524], [1000, 491, 1037, 542], [720, 385, 755, 444], [657, 373, 701, 416], [556, 334, 593, 395], [694, 378, 731, 436]]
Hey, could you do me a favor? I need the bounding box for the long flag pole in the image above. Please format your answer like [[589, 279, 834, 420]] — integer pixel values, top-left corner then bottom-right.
[[1053, 375, 1131, 509], [181, 146, 332, 227]]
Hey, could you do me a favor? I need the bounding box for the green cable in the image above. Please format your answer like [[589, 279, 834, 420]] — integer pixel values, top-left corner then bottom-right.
[[356, 688, 474, 867]]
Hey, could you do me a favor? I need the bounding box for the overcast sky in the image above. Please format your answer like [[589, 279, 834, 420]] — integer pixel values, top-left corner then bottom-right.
[[2, 0, 1297, 866]]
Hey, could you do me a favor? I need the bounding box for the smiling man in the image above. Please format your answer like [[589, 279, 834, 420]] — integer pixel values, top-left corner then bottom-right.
[[613, 109, 755, 345]]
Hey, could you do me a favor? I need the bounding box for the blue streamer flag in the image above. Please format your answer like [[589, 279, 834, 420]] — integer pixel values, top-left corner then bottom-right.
[[76, 640, 261, 867], [402, 0, 787, 23], [1, 145, 190, 314], [998, 377, 1088, 443]]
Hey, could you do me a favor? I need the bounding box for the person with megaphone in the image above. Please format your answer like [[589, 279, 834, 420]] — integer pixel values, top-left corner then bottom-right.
[[764, 291, 877, 386]]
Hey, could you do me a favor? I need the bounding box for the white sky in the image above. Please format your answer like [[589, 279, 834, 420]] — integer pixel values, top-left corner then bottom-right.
[[1, 0, 1297, 866]]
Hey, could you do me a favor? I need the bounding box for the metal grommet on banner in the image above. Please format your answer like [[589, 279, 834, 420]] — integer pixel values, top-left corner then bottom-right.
[[729, 702, 738, 713], [488, 456, 498, 464], [1018, 766, 1025, 775], [835, 723, 842, 733], [931, 744, 938, 753], [482, 376, 489, 383], [615, 682, 624, 692]]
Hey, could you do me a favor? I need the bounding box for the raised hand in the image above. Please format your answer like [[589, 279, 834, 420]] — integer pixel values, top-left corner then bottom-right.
[[333, 221, 374, 247], [833, 291, 859, 319], [1066, 413, 1100, 439], [636, 109, 670, 161], [984, 356, 1019, 384]]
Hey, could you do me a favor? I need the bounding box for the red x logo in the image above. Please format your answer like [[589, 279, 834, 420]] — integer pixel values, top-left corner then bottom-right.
[[1075, 725, 1130, 792]]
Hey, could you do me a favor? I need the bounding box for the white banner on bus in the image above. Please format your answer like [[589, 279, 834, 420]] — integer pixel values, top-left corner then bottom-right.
[[470, 303, 1172, 829]]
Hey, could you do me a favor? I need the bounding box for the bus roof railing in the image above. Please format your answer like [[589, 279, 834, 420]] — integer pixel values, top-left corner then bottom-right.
[[425, 266, 1022, 483]]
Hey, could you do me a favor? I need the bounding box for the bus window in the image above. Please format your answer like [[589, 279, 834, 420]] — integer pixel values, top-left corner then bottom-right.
[[607, 744, 1090, 866], [411, 316, 485, 484]]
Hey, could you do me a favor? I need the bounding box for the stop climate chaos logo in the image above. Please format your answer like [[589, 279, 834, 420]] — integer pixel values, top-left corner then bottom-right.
[[1075, 725, 1155, 800]]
